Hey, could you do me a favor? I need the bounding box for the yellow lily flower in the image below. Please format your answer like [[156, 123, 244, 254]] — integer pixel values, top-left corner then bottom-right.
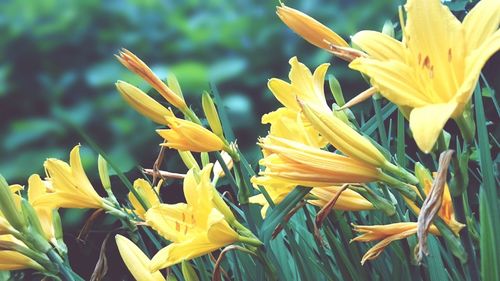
[[404, 175, 465, 235], [351, 222, 440, 265], [349, 0, 500, 152], [268, 57, 330, 113], [27, 174, 56, 241], [276, 4, 349, 51], [249, 176, 295, 217], [34, 145, 106, 209], [258, 136, 383, 187], [0, 235, 43, 271], [145, 165, 239, 271], [117, 49, 187, 111], [115, 234, 165, 281], [116, 80, 172, 125], [262, 107, 327, 149], [129, 179, 161, 219], [157, 116, 225, 152]]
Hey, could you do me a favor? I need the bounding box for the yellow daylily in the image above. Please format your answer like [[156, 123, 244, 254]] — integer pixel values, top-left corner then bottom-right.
[[116, 234, 165, 281], [404, 175, 465, 235], [249, 176, 295, 217], [268, 57, 330, 113], [117, 49, 187, 110], [145, 165, 239, 271], [262, 107, 327, 149], [0, 235, 44, 271], [351, 222, 439, 265], [349, 0, 500, 152], [116, 80, 172, 125], [129, 179, 161, 219], [276, 4, 349, 51], [157, 116, 225, 152], [27, 174, 56, 241], [34, 145, 106, 209], [257, 136, 384, 187]]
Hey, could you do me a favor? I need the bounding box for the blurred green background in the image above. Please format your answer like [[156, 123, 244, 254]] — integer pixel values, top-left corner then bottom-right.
[[0, 0, 402, 183], [1, 0, 495, 279]]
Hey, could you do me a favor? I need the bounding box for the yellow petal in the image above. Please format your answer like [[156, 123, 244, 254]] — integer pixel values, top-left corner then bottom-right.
[[405, 0, 464, 99], [116, 235, 165, 281], [462, 0, 500, 53], [129, 179, 160, 219], [351, 30, 406, 61], [145, 203, 193, 243], [267, 79, 299, 111], [409, 103, 458, 153], [349, 58, 430, 107], [206, 209, 239, 244]]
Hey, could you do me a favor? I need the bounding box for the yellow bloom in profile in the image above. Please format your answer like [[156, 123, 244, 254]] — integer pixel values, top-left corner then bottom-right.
[[268, 57, 330, 112], [349, 0, 500, 152], [157, 116, 225, 152], [27, 174, 56, 241], [258, 136, 383, 187], [129, 179, 161, 219], [351, 222, 439, 264], [145, 165, 239, 271], [116, 80, 172, 125], [115, 234, 165, 281], [276, 4, 349, 51], [0, 235, 43, 271], [249, 176, 295, 217], [117, 49, 187, 110], [34, 145, 106, 209]]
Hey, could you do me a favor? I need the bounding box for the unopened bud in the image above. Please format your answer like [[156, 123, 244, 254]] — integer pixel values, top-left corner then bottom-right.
[[98, 155, 112, 192], [382, 20, 395, 38], [328, 74, 345, 107], [202, 91, 224, 138], [167, 72, 184, 100], [181, 260, 200, 281], [178, 151, 200, 170], [0, 175, 26, 231]]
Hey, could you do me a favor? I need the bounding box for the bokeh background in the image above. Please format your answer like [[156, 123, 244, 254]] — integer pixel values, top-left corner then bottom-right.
[[0, 0, 496, 279]]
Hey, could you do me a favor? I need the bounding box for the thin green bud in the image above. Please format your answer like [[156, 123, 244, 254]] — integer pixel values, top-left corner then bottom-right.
[[328, 74, 345, 107], [181, 260, 200, 281], [178, 151, 200, 170], [202, 91, 224, 138], [0, 175, 26, 231], [382, 20, 395, 38], [98, 155, 112, 192], [167, 72, 184, 99]]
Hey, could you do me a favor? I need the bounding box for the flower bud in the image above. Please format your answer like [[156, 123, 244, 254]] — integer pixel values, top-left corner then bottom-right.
[[116, 80, 172, 125], [97, 154, 112, 193], [202, 91, 224, 138], [181, 260, 200, 281], [0, 175, 26, 231]]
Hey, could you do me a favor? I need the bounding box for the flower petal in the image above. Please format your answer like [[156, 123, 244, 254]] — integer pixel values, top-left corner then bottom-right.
[[462, 0, 500, 53], [351, 30, 406, 61], [409, 102, 458, 153]]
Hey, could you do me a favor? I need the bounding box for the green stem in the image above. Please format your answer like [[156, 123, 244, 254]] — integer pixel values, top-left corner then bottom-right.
[[46, 249, 84, 281], [455, 111, 475, 146], [382, 161, 418, 184]]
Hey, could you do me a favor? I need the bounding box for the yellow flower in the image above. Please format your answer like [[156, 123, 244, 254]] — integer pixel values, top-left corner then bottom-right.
[[276, 4, 349, 51], [116, 80, 172, 125], [300, 101, 387, 167], [34, 145, 106, 209], [27, 174, 56, 241], [117, 49, 187, 110], [258, 136, 383, 187], [268, 57, 330, 112], [351, 222, 439, 265], [157, 116, 225, 152], [250, 176, 373, 218], [145, 165, 239, 271], [404, 175, 465, 235], [0, 235, 43, 271], [262, 107, 327, 148], [115, 234, 165, 281], [129, 179, 161, 219], [348, 0, 500, 153]]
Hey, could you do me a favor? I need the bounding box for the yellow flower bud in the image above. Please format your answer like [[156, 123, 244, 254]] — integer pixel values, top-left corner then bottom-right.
[[116, 80, 172, 125], [202, 91, 224, 138]]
